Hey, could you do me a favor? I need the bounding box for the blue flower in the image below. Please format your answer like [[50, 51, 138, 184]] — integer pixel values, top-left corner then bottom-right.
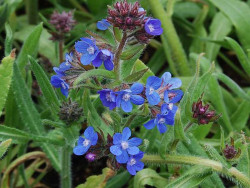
[[92, 49, 114, 70], [110, 127, 142, 164], [50, 75, 69, 97], [144, 104, 178, 134], [73, 126, 98, 156], [116, 83, 145, 112], [53, 53, 73, 76], [97, 19, 111, 30], [146, 76, 162, 105], [164, 90, 183, 104], [98, 89, 117, 110], [127, 151, 144, 175], [161, 72, 182, 89], [144, 18, 163, 36], [75, 38, 99, 65]]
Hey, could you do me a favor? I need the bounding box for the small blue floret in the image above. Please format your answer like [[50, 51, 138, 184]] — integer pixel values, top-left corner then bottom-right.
[[145, 18, 163, 36], [97, 19, 111, 30], [50, 75, 69, 97], [126, 151, 144, 175]]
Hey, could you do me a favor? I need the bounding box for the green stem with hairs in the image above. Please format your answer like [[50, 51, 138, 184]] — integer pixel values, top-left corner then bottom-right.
[[114, 32, 127, 80], [60, 146, 72, 188], [25, 0, 38, 24], [148, 0, 191, 76], [142, 154, 250, 187]]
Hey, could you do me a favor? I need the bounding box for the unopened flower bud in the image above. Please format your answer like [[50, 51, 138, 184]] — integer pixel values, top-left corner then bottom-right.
[[223, 144, 237, 159], [85, 153, 96, 162]]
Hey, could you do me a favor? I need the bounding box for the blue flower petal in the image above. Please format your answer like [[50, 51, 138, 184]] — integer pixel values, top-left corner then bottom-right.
[[145, 19, 163, 36], [134, 151, 144, 160], [84, 126, 95, 140], [128, 137, 142, 147], [97, 19, 111, 30], [92, 53, 102, 67], [157, 123, 167, 134], [161, 72, 171, 83], [60, 84, 69, 97], [135, 161, 144, 171], [130, 95, 144, 105], [122, 127, 131, 141], [77, 136, 84, 146], [113, 133, 122, 145], [80, 53, 95, 65], [165, 105, 178, 126], [121, 100, 133, 112], [127, 163, 137, 175], [168, 78, 182, 89], [116, 150, 129, 163], [161, 103, 169, 114], [147, 91, 160, 105], [144, 119, 155, 130], [91, 132, 98, 145], [127, 146, 140, 155], [104, 59, 114, 71], [131, 83, 144, 94], [146, 76, 162, 89], [164, 89, 183, 103], [73, 145, 90, 156], [110, 145, 122, 156], [75, 41, 90, 53]]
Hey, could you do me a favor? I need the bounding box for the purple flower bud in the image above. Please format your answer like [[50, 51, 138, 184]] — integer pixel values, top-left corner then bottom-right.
[[85, 153, 96, 162], [223, 144, 237, 159]]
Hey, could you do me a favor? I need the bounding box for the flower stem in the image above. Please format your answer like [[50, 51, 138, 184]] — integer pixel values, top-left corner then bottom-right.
[[59, 41, 64, 64], [60, 146, 72, 188], [114, 32, 127, 80], [148, 0, 191, 76], [25, 0, 38, 24], [184, 122, 193, 132], [142, 154, 250, 187]]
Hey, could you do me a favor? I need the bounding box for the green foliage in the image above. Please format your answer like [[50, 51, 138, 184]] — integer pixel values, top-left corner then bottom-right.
[[0, 139, 12, 159]]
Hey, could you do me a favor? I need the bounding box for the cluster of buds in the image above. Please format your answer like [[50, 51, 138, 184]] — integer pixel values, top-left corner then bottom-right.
[[107, 1, 146, 30], [192, 97, 220, 125], [223, 138, 241, 160], [59, 100, 83, 124], [49, 11, 76, 41]]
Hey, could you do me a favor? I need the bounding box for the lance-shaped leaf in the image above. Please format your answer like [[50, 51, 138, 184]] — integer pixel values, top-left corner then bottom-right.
[[29, 56, 60, 113], [123, 68, 149, 83], [4, 23, 13, 56], [120, 44, 146, 60], [0, 139, 12, 159], [0, 50, 15, 117]]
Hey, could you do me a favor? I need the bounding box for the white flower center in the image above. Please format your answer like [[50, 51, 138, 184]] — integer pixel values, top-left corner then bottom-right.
[[149, 87, 155, 95], [123, 93, 131, 101], [106, 93, 112, 102], [121, 141, 129, 149], [148, 24, 155, 32], [87, 46, 95, 54], [130, 158, 136, 166], [65, 62, 70, 66], [168, 103, 173, 110], [158, 118, 165, 124], [83, 139, 90, 146], [61, 82, 66, 89]]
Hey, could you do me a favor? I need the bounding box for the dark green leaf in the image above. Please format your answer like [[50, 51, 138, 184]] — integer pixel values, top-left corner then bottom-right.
[[123, 68, 149, 83], [121, 44, 146, 60], [0, 139, 12, 159], [4, 23, 13, 56]]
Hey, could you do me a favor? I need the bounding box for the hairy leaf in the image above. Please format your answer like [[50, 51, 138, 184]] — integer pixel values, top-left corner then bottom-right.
[[0, 139, 12, 159]]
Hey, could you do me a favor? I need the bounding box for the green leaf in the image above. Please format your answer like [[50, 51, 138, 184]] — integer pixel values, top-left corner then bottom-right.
[[0, 139, 12, 159], [205, 12, 232, 61], [147, 47, 166, 74], [16, 23, 43, 69], [0, 4, 8, 30], [208, 0, 250, 50], [83, 89, 113, 137], [123, 68, 149, 83], [158, 126, 174, 159], [215, 73, 250, 101], [12, 63, 60, 171], [131, 59, 154, 84], [166, 166, 212, 188], [0, 52, 15, 117], [29, 56, 60, 113], [204, 145, 229, 168], [237, 143, 250, 177], [74, 69, 116, 86], [0, 125, 64, 146], [106, 171, 130, 188], [76, 168, 113, 188], [134, 168, 168, 188], [4, 23, 13, 56], [121, 44, 146, 60]]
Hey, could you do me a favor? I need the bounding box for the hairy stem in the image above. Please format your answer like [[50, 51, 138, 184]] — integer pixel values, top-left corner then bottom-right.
[[142, 154, 250, 187], [60, 146, 72, 188], [114, 32, 127, 80], [148, 0, 191, 76]]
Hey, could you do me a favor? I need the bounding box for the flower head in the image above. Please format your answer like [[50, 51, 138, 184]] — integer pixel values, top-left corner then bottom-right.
[[50, 75, 69, 97], [146, 76, 162, 105], [73, 126, 98, 156], [92, 49, 114, 70], [97, 19, 111, 30], [53, 53, 73, 76], [85, 153, 97, 162], [110, 127, 142, 163], [144, 104, 178, 134], [75, 38, 99, 65], [127, 151, 144, 175], [98, 89, 117, 110], [107, 0, 146, 31], [223, 144, 237, 160], [116, 83, 145, 112], [144, 18, 163, 36]]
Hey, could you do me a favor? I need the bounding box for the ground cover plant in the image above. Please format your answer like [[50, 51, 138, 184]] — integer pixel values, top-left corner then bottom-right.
[[0, 0, 249, 187]]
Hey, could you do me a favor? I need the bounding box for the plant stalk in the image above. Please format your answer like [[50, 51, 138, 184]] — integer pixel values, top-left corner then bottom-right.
[[60, 146, 72, 188], [59, 41, 64, 64], [148, 0, 191, 76], [25, 0, 38, 24], [142, 154, 250, 187], [114, 32, 127, 80]]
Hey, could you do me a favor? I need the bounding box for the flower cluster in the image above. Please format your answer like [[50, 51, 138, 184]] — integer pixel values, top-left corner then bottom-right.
[[98, 72, 183, 134], [73, 127, 144, 175]]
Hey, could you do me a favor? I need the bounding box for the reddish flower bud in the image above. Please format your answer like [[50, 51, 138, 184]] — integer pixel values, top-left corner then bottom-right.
[[223, 144, 237, 159]]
